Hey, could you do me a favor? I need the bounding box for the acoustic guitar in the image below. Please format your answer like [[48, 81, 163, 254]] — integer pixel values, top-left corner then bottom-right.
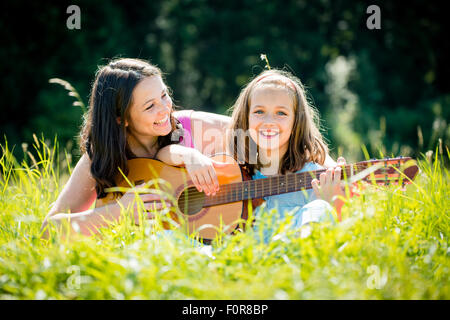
[[96, 155, 419, 241]]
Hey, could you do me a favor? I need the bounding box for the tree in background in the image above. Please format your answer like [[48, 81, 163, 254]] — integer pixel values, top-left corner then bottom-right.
[[1, 0, 448, 162]]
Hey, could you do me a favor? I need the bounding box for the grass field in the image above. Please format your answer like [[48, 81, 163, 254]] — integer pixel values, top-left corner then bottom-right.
[[0, 136, 448, 299]]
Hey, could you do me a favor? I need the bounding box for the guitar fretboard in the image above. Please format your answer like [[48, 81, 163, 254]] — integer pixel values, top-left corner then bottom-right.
[[201, 163, 368, 207]]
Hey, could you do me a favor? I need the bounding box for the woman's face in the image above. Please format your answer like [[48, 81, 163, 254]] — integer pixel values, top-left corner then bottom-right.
[[248, 86, 295, 157], [126, 75, 173, 139]]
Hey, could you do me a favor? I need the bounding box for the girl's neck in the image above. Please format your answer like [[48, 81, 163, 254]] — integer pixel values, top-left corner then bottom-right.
[[127, 133, 159, 158], [258, 146, 288, 176]]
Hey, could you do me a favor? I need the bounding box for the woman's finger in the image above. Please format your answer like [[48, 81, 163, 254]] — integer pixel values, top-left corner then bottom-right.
[[140, 193, 162, 203], [202, 169, 215, 195], [197, 169, 211, 195], [187, 170, 202, 192], [196, 172, 209, 195], [208, 167, 220, 194], [143, 201, 169, 211]]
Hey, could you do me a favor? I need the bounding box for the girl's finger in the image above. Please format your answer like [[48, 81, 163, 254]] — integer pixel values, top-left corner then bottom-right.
[[334, 167, 342, 185], [311, 178, 320, 197], [320, 171, 327, 186], [337, 157, 346, 165], [326, 168, 333, 185]]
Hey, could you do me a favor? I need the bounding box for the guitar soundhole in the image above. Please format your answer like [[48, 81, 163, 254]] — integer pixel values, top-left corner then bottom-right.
[[177, 187, 206, 216]]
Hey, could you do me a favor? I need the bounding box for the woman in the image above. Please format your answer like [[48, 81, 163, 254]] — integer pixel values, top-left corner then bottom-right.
[[41, 58, 231, 238], [41, 57, 338, 239]]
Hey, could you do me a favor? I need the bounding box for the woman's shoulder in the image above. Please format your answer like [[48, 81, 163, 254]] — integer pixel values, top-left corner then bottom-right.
[[173, 109, 194, 119], [190, 110, 231, 124]]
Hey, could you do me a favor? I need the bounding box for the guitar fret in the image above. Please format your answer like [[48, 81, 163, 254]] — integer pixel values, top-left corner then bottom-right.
[[294, 172, 298, 193], [258, 178, 262, 198], [246, 180, 249, 199], [277, 175, 280, 195], [269, 175, 272, 197], [206, 158, 413, 208]]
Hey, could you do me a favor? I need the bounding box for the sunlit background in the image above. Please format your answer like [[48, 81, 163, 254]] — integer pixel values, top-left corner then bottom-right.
[[1, 0, 449, 162]]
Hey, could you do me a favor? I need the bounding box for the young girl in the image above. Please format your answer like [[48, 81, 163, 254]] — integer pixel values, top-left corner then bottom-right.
[[41, 58, 231, 238], [227, 69, 346, 243]]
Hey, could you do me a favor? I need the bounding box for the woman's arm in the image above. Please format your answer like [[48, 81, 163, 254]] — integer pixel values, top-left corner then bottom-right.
[[189, 111, 231, 156], [41, 153, 111, 238], [41, 154, 163, 239], [155, 144, 226, 196], [47, 154, 98, 216]]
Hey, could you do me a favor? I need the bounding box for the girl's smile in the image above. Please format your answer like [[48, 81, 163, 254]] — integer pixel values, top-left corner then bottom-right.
[[259, 128, 279, 138], [249, 86, 295, 157]]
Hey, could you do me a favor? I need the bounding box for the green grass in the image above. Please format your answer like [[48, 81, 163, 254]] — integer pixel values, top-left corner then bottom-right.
[[0, 136, 449, 300]]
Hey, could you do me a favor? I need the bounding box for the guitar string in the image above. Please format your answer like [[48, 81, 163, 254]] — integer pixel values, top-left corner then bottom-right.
[[176, 163, 401, 206], [176, 163, 401, 207]]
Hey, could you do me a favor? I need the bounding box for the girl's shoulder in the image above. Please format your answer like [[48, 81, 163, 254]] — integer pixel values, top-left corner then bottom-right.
[[296, 161, 324, 173]]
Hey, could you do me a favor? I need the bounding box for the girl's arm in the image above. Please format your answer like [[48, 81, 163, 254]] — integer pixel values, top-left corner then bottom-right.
[[311, 157, 347, 221], [41, 154, 164, 239], [323, 154, 337, 168]]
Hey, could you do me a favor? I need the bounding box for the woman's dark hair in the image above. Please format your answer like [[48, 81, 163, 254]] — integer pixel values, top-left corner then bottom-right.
[[79, 58, 179, 198]]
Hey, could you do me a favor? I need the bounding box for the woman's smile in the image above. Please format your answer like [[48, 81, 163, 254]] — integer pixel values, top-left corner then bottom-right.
[[154, 114, 169, 127]]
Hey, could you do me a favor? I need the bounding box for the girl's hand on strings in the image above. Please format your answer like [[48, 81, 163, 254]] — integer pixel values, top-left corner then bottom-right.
[[181, 149, 227, 196], [311, 157, 347, 205]]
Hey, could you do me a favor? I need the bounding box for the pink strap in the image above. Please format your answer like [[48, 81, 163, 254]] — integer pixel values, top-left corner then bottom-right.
[[174, 110, 194, 148]]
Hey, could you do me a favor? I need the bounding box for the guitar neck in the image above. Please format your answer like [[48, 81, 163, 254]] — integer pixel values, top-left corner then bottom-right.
[[203, 162, 368, 207]]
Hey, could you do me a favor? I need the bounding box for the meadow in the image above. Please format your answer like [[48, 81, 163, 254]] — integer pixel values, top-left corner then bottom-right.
[[0, 136, 448, 300]]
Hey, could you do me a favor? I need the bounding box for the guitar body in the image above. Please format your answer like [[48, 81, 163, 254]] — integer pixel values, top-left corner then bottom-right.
[[95, 154, 418, 242], [95, 154, 259, 241]]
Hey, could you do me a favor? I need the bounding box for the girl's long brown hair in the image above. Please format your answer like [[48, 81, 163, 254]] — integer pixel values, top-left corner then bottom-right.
[[228, 69, 328, 175], [79, 58, 179, 198]]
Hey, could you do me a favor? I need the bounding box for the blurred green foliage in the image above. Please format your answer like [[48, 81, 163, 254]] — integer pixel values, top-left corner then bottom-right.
[[1, 0, 449, 162]]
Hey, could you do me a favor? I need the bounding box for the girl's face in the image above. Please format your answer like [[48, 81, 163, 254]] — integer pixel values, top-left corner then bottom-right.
[[248, 86, 295, 157], [126, 75, 173, 139]]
